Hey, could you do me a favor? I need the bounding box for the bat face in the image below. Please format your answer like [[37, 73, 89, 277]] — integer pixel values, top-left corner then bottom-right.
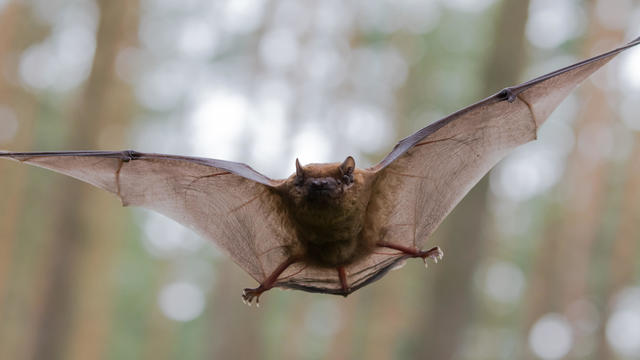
[[289, 156, 356, 206]]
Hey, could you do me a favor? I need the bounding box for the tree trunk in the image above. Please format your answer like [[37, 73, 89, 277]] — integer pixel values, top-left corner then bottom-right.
[[416, 1, 530, 358], [30, 0, 139, 359]]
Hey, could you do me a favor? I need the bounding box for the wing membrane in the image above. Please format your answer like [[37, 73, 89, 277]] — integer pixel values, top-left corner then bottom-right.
[[0, 151, 295, 283], [369, 37, 640, 249]]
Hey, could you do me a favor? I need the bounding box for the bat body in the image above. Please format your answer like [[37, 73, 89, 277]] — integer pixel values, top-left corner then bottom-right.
[[279, 158, 374, 268], [2, 37, 639, 305]]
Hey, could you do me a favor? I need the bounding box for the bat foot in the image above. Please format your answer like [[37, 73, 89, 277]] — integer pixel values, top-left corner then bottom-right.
[[377, 242, 444, 268], [242, 286, 266, 307], [241, 257, 297, 307], [420, 246, 444, 268]]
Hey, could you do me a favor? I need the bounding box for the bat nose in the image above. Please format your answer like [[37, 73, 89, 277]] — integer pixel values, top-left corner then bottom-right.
[[311, 179, 330, 188]]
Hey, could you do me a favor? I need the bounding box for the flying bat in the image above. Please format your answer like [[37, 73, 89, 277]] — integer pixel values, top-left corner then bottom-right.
[[2, 37, 639, 305]]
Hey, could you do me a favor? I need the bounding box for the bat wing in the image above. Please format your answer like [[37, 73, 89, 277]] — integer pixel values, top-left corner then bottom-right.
[[0, 151, 297, 284], [367, 37, 640, 252]]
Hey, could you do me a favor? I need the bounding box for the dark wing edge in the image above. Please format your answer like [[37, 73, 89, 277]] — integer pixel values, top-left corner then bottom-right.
[[370, 35, 640, 172], [273, 252, 408, 296], [278, 256, 407, 296], [0, 150, 279, 187]]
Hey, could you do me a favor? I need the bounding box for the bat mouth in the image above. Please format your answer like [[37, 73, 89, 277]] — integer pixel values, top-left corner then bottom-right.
[[307, 178, 339, 200], [307, 193, 334, 204], [311, 188, 333, 195], [307, 186, 339, 200]]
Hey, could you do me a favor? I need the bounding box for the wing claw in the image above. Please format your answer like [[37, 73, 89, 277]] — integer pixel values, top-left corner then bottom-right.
[[498, 88, 518, 102]]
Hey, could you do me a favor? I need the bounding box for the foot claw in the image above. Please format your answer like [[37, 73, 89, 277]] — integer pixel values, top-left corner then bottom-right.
[[242, 287, 263, 307], [422, 246, 444, 266]]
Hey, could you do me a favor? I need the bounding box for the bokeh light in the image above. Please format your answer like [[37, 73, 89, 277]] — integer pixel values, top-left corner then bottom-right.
[[606, 287, 640, 357], [526, 0, 585, 49], [490, 143, 563, 202], [221, 0, 266, 34], [619, 47, 640, 91], [177, 17, 219, 59], [483, 260, 526, 305], [343, 102, 392, 155], [260, 28, 300, 71], [620, 96, 640, 131], [142, 211, 205, 258], [189, 89, 250, 160], [528, 313, 573, 360], [19, 24, 96, 92], [158, 282, 206, 322], [442, 0, 497, 13], [291, 123, 333, 165]]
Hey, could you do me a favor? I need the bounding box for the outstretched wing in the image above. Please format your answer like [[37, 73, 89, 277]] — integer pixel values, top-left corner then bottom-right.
[[0, 151, 296, 283], [0, 150, 403, 295], [367, 37, 640, 252]]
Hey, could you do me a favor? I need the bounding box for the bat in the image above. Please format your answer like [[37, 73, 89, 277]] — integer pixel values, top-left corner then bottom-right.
[[2, 37, 639, 306]]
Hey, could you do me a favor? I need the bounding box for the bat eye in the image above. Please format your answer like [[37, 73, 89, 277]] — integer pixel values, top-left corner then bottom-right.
[[342, 175, 352, 185]]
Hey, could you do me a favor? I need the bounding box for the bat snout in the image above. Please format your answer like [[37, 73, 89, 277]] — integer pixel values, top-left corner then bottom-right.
[[311, 179, 331, 188], [307, 178, 339, 198]]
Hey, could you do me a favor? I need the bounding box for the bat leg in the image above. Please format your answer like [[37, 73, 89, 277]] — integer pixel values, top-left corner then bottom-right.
[[242, 257, 297, 306], [337, 266, 349, 296], [377, 242, 444, 268]]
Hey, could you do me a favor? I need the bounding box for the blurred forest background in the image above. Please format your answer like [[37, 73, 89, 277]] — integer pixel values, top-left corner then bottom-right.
[[1, 0, 640, 359]]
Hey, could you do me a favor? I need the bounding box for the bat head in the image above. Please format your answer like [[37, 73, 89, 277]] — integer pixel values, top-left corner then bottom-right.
[[289, 156, 356, 204]]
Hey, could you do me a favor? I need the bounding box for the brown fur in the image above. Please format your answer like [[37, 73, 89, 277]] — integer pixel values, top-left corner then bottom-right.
[[275, 161, 375, 267]]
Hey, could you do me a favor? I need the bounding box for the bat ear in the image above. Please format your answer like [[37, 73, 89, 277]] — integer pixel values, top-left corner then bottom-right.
[[339, 156, 355, 175], [296, 158, 305, 177]]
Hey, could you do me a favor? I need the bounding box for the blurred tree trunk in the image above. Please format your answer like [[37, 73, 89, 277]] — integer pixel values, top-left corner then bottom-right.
[[415, 1, 530, 358], [599, 135, 640, 359], [205, 263, 263, 359], [30, 0, 139, 359], [522, 11, 627, 360], [0, 3, 54, 360], [200, 1, 280, 357], [0, 0, 22, 314], [593, 33, 637, 360]]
